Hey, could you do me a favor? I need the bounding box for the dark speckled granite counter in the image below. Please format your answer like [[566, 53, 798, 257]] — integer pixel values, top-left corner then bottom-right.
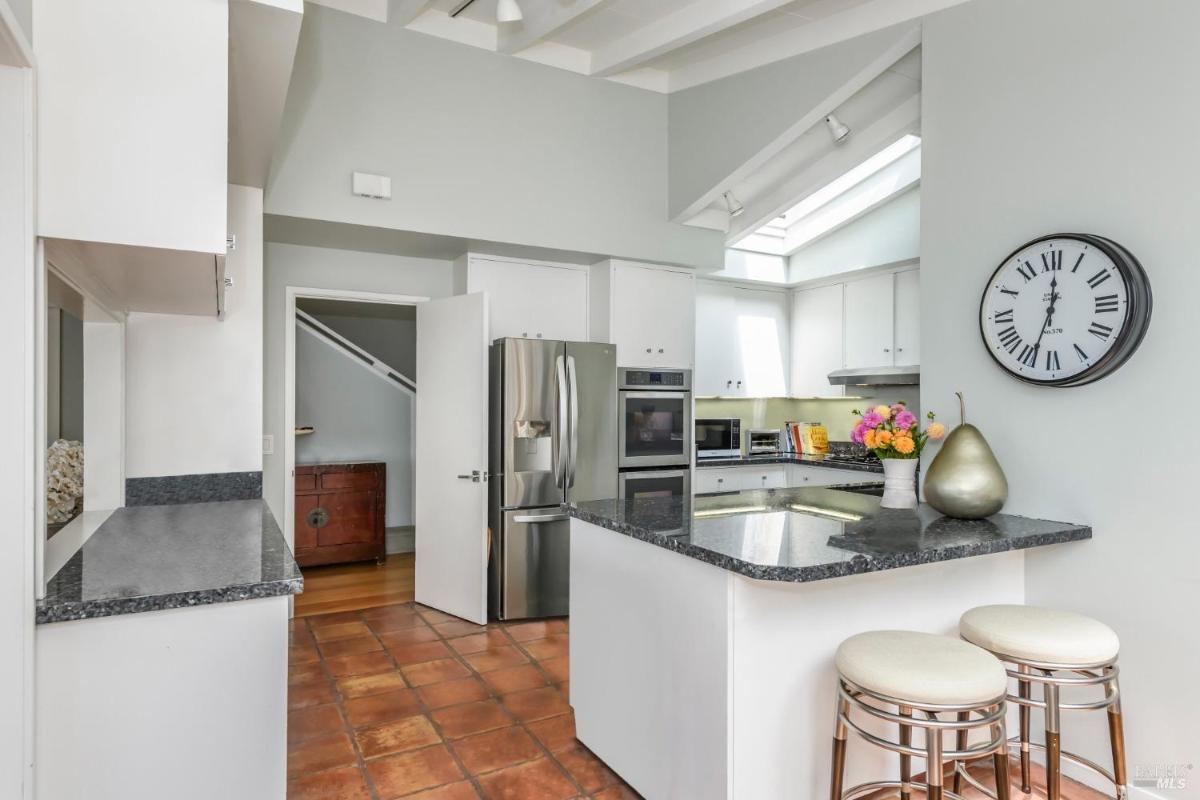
[[38, 500, 302, 624], [567, 487, 1090, 583], [696, 453, 884, 474]]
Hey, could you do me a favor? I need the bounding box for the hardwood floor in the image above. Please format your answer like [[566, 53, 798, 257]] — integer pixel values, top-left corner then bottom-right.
[[294, 553, 415, 618]]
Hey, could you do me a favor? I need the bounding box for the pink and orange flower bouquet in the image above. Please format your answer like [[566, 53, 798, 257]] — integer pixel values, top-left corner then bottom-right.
[[850, 402, 945, 460]]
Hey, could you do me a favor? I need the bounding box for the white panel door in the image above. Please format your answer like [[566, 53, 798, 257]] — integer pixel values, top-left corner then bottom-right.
[[892, 269, 920, 366], [530, 263, 588, 341], [611, 263, 695, 368], [695, 282, 739, 395], [415, 293, 489, 624], [843, 273, 896, 368], [734, 288, 789, 397], [470, 259, 588, 342], [790, 284, 845, 397]]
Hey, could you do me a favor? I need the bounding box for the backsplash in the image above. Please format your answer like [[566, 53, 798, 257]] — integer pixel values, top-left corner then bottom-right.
[[695, 387, 920, 442]]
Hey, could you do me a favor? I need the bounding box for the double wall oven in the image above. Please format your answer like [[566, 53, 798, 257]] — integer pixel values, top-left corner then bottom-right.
[[617, 367, 692, 500]]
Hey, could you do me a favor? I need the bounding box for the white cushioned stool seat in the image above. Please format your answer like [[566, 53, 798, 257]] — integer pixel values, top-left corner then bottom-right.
[[960, 605, 1120, 665], [835, 630, 1008, 706]]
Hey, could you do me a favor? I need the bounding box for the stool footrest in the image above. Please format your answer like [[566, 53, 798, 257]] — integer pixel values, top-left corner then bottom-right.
[[1004, 736, 1124, 793], [840, 780, 970, 800]]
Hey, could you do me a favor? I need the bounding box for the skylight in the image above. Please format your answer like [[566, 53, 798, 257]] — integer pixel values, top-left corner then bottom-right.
[[734, 134, 921, 257]]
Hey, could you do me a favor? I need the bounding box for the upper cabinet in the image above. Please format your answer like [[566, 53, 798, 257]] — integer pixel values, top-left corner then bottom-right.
[[458, 255, 589, 343], [695, 281, 789, 396], [843, 269, 919, 369], [790, 283, 845, 398], [591, 261, 695, 369], [892, 269, 920, 366], [35, 0, 229, 255]]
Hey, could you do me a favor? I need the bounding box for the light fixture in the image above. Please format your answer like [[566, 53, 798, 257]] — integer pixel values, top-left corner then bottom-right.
[[694, 505, 768, 519], [497, 0, 523, 22], [722, 190, 745, 218], [788, 504, 863, 522], [825, 113, 851, 144]]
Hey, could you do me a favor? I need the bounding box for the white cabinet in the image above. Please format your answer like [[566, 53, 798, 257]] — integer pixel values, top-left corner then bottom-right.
[[746, 466, 787, 490], [697, 464, 872, 494], [695, 281, 789, 396], [592, 260, 695, 368], [893, 269, 920, 365], [694, 468, 742, 494], [36, 0, 228, 254], [843, 273, 896, 369], [790, 283, 845, 397], [463, 256, 588, 343], [785, 464, 879, 487]]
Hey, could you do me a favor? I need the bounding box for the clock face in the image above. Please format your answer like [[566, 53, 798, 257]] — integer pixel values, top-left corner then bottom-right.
[[979, 234, 1152, 386]]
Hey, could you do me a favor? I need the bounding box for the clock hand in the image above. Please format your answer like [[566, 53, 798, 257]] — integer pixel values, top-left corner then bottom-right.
[[1032, 276, 1060, 358]]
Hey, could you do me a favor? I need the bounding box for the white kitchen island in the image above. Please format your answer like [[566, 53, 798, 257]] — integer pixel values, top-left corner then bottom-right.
[[567, 487, 1090, 799]]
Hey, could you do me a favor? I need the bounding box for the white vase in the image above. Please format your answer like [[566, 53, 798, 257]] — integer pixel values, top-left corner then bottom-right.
[[880, 458, 918, 509]]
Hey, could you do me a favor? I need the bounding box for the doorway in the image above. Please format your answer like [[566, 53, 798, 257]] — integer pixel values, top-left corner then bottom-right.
[[284, 288, 427, 616]]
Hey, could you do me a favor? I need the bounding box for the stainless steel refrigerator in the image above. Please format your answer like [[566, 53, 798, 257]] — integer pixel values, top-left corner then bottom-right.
[[488, 338, 617, 620]]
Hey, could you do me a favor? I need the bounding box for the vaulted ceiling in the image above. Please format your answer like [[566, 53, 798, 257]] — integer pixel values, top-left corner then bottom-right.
[[310, 0, 968, 93]]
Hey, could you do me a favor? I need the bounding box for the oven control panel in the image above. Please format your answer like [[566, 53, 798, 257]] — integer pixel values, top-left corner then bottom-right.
[[618, 368, 692, 391]]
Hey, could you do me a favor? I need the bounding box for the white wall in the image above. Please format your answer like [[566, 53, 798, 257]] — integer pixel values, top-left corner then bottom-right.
[[124, 185, 264, 478], [921, 2, 1200, 795], [263, 242, 454, 528], [295, 323, 413, 527], [267, 5, 722, 270], [789, 187, 919, 283]]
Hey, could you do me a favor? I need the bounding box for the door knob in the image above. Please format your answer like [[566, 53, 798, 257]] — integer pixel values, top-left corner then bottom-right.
[[457, 470, 482, 482]]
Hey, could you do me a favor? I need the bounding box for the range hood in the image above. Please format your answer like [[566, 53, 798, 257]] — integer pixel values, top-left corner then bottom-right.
[[827, 366, 920, 386]]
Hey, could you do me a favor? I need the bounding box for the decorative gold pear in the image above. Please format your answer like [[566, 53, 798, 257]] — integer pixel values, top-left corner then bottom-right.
[[923, 392, 1008, 519]]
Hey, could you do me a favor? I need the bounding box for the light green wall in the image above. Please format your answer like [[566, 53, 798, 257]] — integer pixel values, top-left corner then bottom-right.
[[696, 386, 919, 442]]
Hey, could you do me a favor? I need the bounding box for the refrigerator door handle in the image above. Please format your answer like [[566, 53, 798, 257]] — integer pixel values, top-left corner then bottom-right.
[[554, 354, 569, 489], [566, 355, 579, 489]]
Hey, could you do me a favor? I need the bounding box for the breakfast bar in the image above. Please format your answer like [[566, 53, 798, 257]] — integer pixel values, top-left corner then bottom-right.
[[566, 487, 1090, 800]]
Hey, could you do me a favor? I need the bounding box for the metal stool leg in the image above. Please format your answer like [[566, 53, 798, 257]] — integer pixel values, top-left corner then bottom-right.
[[1044, 678, 1061, 800], [953, 710, 969, 795], [899, 705, 913, 800], [926, 712, 944, 800], [1017, 665, 1031, 793], [1107, 672, 1128, 799], [830, 694, 849, 800], [992, 704, 1011, 800]]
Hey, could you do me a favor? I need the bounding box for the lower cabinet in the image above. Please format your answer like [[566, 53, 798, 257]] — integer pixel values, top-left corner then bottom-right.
[[785, 464, 879, 487], [695, 464, 879, 493], [295, 462, 386, 567]]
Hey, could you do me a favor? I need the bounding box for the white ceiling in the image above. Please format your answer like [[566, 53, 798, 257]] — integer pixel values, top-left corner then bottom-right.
[[309, 0, 970, 93]]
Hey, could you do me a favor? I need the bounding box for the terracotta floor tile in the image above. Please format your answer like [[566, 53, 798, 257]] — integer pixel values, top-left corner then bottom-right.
[[540, 656, 569, 683], [403, 658, 472, 687], [474, 757, 579, 800], [287, 731, 357, 777], [500, 686, 570, 723], [401, 780, 481, 799], [522, 635, 569, 662], [289, 680, 336, 710], [430, 699, 513, 739], [312, 621, 374, 642], [555, 743, 619, 793], [464, 646, 529, 673], [389, 640, 454, 666], [448, 630, 511, 655], [592, 785, 642, 800], [288, 702, 345, 746], [367, 744, 464, 799], [416, 606, 461, 625], [480, 664, 549, 695], [379, 625, 442, 647], [307, 609, 367, 628], [363, 604, 425, 627], [337, 670, 409, 700], [434, 620, 488, 638], [417, 676, 491, 709], [287, 764, 372, 800], [451, 725, 541, 776], [343, 688, 423, 728], [325, 650, 396, 678], [289, 643, 321, 665], [504, 620, 567, 642], [288, 661, 328, 687], [524, 713, 576, 753], [557, 681, 569, 700], [355, 713, 442, 759], [290, 624, 317, 648], [320, 636, 385, 658]]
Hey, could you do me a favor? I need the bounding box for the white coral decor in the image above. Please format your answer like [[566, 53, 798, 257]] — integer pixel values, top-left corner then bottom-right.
[[47, 439, 84, 524]]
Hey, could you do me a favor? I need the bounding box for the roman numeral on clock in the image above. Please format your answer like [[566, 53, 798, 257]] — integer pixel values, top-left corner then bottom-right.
[[1017, 261, 1037, 282], [993, 309, 1014, 324], [1045, 349, 1060, 371], [1041, 250, 1062, 271], [1087, 269, 1111, 288], [999, 286, 1019, 297], [1088, 322, 1113, 340], [997, 326, 1020, 352], [1019, 345, 1037, 367], [1094, 294, 1119, 313], [1073, 343, 1089, 362], [1071, 252, 1086, 273]]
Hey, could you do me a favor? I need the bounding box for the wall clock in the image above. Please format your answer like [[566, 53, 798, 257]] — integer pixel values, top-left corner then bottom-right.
[[979, 233, 1152, 386]]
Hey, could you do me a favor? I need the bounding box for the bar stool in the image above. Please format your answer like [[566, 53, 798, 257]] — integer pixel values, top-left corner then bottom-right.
[[830, 630, 1012, 800], [959, 605, 1126, 799]]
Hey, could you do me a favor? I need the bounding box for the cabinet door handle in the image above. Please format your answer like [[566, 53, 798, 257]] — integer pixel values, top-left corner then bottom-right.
[[884, 347, 891, 353], [657, 348, 664, 354], [897, 347, 904, 352], [726, 380, 733, 388], [646, 347, 652, 353]]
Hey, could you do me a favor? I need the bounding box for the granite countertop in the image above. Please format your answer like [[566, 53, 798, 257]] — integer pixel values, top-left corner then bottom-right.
[[695, 453, 883, 474], [38, 500, 303, 624], [567, 487, 1091, 583]]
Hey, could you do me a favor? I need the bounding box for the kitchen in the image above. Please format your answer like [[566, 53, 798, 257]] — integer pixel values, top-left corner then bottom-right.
[[2, 1, 1196, 799]]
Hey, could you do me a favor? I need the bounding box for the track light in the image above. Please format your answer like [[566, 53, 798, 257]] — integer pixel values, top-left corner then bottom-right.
[[825, 114, 851, 143], [722, 191, 745, 218], [497, 0, 523, 22]]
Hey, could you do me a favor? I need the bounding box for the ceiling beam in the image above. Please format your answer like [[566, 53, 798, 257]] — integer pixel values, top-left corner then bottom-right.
[[388, 0, 436, 26], [588, 0, 798, 78], [498, 0, 612, 54]]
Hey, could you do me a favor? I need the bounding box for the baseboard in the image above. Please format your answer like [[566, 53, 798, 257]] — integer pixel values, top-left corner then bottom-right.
[[386, 526, 414, 554]]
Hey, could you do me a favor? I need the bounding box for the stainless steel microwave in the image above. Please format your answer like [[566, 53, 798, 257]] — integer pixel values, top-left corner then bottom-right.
[[695, 418, 741, 459]]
